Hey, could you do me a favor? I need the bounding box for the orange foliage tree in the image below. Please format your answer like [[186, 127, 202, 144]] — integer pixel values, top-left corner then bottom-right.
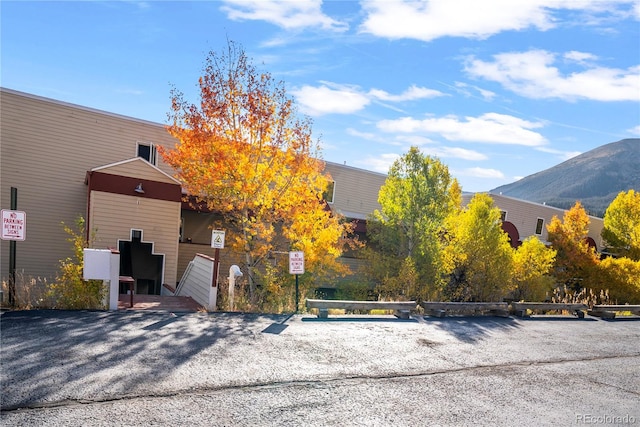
[[159, 41, 353, 303], [546, 201, 599, 290]]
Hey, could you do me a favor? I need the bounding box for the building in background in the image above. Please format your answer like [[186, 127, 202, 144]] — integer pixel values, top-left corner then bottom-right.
[[0, 88, 385, 295]]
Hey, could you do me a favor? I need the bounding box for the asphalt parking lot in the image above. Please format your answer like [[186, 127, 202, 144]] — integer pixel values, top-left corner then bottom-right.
[[1, 310, 639, 426]]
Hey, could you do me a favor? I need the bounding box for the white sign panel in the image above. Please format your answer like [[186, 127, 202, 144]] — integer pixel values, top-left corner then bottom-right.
[[289, 251, 304, 275], [83, 249, 112, 280], [1, 209, 26, 241], [211, 230, 226, 249]]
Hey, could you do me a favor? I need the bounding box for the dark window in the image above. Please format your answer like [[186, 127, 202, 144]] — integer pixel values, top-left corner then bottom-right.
[[323, 181, 335, 204], [535, 218, 544, 235], [500, 211, 507, 221], [137, 143, 157, 165]]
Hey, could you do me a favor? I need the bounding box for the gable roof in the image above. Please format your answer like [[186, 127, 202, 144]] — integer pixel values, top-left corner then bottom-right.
[[90, 157, 181, 185]]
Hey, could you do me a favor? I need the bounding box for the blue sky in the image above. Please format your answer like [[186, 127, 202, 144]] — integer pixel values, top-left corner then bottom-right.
[[2, 0, 639, 192]]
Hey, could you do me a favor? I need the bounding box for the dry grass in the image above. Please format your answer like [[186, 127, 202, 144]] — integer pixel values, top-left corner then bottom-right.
[[1, 271, 55, 309], [552, 285, 612, 309]]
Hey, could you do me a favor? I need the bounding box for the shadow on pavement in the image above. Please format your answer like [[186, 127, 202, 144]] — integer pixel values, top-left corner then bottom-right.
[[425, 316, 521, 343], [0, 310, 285, 410], [262, 314, 294, 334]]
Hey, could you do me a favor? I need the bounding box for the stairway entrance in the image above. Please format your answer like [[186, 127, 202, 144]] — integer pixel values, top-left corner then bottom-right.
[[118, 230, 164, 295]]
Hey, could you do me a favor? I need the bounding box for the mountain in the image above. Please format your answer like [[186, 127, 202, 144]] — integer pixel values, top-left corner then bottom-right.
[[491, 138, 640, 217]]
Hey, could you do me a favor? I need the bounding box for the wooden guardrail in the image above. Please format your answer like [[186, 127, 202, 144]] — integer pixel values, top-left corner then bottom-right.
[[588, 304, 640, 319], [511, 302, 588, 318], [305, 299, 416, 319], [305, 299, 639, 320], [421, 301, 509, 318]]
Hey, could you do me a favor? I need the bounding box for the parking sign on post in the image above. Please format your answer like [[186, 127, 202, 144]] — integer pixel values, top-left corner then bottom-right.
[[289, 251, 304, 313], [289, 251, 304, 275], [1, 210, 26, 241]]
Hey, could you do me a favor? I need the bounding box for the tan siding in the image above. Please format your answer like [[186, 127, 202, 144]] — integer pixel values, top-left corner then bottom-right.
[[1, 89, 179, 280], [88, 191, 180, 286], [323, 162, 386, 219]]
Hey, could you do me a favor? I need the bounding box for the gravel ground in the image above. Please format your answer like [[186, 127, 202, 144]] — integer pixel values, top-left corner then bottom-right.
[[1, 310, 639, 426]]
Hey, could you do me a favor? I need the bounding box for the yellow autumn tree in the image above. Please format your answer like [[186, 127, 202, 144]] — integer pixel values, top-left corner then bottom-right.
[[159, 41, 352, 305], [441, 193, 514, 302], [546, 201, 599, 289], [601, 190, 640, 261], [511, 236, 557, 301]]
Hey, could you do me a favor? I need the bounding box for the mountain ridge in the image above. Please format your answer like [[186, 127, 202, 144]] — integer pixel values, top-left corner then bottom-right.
[[491, 138, 640, 217]]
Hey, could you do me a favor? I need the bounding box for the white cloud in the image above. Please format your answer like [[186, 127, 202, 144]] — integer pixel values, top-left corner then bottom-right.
[[221, 0, 348, 31], [391, 135, 488, 160], [458, 167, 505, 179], [377, 112, 547, 146], [563, 50, 598, 64], [293, 82, 444, 116], [359, 0, 553, 41], [394, 135, 435, 146], [346, 128, 379, 140], [292, 84, 370, 115], [536, 146, 582, 161], [357, 153, 400, 173], [455, 82, 497, 101], [628, 125, 640, 135], [465, 49, 640, 102], [368, 85, 445, 101], [359, 0, 639, 41], [425, 147, 488, 161]]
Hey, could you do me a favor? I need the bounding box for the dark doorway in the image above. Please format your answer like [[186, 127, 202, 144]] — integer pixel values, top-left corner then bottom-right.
[[119, 230, 164, 295]]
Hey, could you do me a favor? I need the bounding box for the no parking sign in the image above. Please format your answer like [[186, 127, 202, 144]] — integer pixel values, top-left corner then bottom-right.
[[1, 210, 26, 241], [289, 251, 304, 275]]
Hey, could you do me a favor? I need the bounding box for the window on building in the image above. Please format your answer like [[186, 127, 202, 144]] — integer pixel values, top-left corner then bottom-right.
[[137, 142, 157, 165], [535, 218, 544, 235], [500, 210, 507, 221], [323, 181, 335, 204]]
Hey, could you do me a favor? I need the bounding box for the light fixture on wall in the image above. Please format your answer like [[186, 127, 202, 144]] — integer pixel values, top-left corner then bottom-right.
[[134, 183, 145, 194]]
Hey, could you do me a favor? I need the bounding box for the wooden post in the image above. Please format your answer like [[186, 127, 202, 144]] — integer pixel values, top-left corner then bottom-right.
[[212, 248, 220, 288]]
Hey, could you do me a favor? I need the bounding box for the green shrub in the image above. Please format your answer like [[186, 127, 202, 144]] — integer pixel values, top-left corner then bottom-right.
[[335, 280, 375, 301], [47, 217, 104, 309]]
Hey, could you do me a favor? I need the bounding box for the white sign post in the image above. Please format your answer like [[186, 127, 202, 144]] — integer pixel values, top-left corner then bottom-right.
[[1, 210, 26, 241], [211, 230, 226, 249], [289, 251, 304, 313], [289, 251, 304, 275]]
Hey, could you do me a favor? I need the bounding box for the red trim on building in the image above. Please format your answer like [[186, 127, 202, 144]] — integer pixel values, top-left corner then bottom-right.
[[86, 171, 182, 202], [501, 221, 522, 248]]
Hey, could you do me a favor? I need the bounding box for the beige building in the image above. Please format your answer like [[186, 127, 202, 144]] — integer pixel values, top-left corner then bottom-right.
[[1, 88, 605, 298], [0, 88, 385, 295], [463, 192, 604, 251]]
